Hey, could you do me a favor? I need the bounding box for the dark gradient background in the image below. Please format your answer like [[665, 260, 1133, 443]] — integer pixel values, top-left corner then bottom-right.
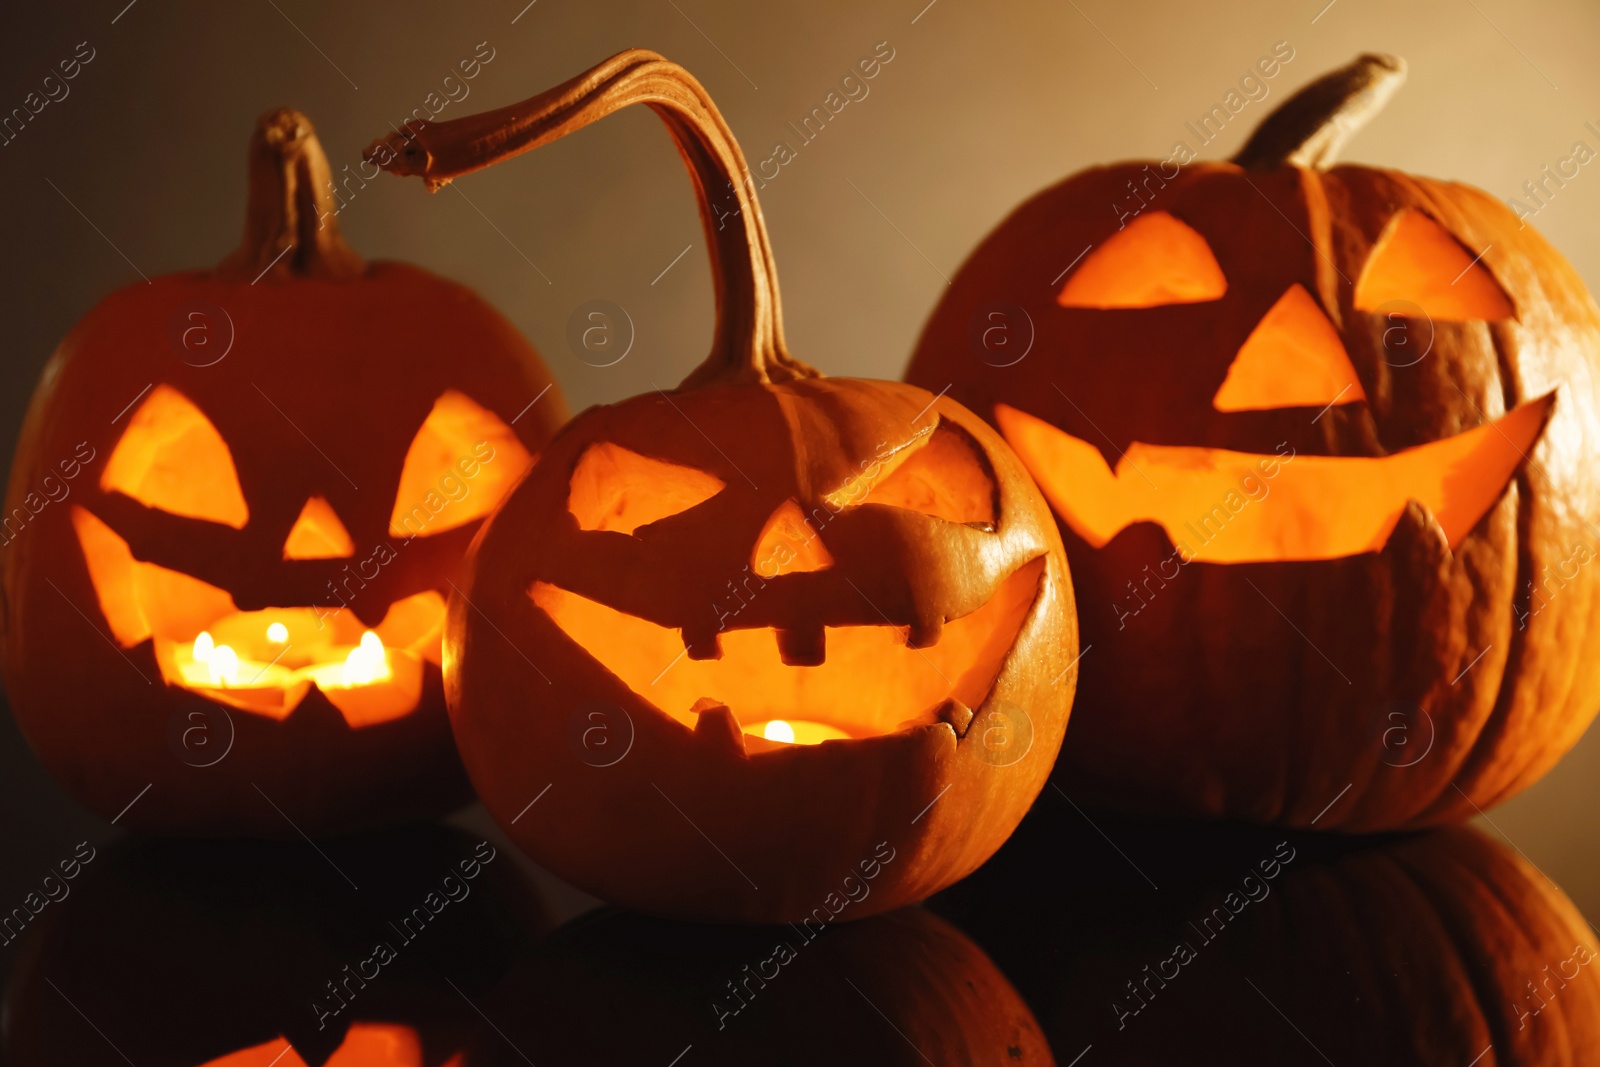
[[2, 0, 1598, 1022]]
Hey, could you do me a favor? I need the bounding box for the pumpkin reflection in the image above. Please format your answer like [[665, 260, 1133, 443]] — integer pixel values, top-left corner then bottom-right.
[[454, 904, 1052, 1065], [932, 802, 1600, 1064], [1, 827, 548, 1067], [198, 1024, 459, 1067]]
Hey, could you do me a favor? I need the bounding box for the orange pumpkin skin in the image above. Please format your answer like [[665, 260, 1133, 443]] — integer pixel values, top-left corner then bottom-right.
[[369, 51, 1076, 923], [0, 110, 566, 837], [451, 378, 1071, 923], [937, 811, 1600, 1064], [459, 905, 1053, 1066], [906, 55, 1600, 830]]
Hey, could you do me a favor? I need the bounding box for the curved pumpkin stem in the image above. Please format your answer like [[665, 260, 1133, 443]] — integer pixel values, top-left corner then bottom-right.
[[363, 49, 816, 388], [219, 108, 364, 282], [1231, 53, 1407, 171]]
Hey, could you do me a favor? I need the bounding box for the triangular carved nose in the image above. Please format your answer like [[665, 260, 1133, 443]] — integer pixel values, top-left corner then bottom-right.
[[752, 499, 834, 578], [282, 495, 354, 559], [1212, 284, 1366, 412]]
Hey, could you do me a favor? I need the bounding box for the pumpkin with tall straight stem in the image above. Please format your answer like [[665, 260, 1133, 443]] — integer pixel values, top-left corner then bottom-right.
[[368, 50, 1076, 923], [2, 108, 567, 836], [907, 54, 1600, 830]]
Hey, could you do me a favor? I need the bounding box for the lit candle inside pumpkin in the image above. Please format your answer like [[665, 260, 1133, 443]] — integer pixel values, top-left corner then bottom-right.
[[745, 718, 853, 745], [170, 615, 423, 728]]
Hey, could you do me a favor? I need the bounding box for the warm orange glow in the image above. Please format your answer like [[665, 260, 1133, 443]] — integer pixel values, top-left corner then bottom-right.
[[995, 395, 1552, 563], [197, 1023, 432, 1066], [390, 389, 534, 537], [568, 441, 726, 535], [283, 495, 355, 559], [101, 384, 248, 528], [824, 423, 997, 528], [71, 505, 444, 724], [748, 718, 853, 744], [531, 558, 1042, 740], [1058, 211, 1227, 308], [1354, 210, 1514, 321], [70, 506, 150, 646], [1212, 284, 1366, 412], [752, 500, 834, 577]]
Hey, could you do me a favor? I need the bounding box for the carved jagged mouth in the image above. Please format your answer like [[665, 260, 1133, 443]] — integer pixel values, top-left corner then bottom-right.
[[531, 558, 1045, 748], [71, 506, 442, 725], [995, 395, 1554, 564]]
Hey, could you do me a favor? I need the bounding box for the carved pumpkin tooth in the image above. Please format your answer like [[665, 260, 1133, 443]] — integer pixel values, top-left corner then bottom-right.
[[776, 626, 825, 666], [691, 699, 746, 757], [683, 625, 723, 661], [906, 614, 944, 650], [934, 698, 975, 738]]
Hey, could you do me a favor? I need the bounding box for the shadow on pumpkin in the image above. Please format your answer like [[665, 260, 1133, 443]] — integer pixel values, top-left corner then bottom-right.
[[929, 798, 1600, 1065], [1, 825, 551, 1067]]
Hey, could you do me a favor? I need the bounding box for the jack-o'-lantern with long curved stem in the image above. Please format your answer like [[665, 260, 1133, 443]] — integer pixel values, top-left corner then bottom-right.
[[907, 55, 1600, 829], [369, 50, 1076, 923], [1, 109, 567, 836]]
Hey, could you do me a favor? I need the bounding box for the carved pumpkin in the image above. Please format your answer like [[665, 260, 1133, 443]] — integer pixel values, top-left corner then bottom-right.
[[935, 805, 1600, 1063], [907, 54, 1600, 829], [368, 50, 1075, 922], [458, 905, 1052, 1065], [2, 827, 549, 1067], [0, 109, 567, 836]]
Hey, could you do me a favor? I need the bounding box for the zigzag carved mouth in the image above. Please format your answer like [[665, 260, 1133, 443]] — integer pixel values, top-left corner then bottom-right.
[[531, 558, 1045, 749], [995, 395, 1553, 564]]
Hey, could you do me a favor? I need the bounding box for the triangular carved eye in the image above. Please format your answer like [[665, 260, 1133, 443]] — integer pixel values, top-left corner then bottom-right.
[[1354, 210, 1514, 321], [826, 423, 997, 529], [568, 443, 725, 536], [1213, 285, 1366, 412], [102, 385, 249, 528], [1059, 212, 1227, 309], [390, 391, 533, 538]]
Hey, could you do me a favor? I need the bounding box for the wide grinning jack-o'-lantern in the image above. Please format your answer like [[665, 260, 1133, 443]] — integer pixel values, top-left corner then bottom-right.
[[907, 55, 1600, 830], [370, 50, 1076, 922], [1, 109, 566, 836]]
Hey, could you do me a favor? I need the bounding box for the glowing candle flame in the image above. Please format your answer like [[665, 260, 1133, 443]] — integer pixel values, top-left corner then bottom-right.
[[267, 621, 288, 643], [763, 719, 796, 744], [342, 631, 389, 686], [208, 644, 240, 686], [193, 631, 215, 663]]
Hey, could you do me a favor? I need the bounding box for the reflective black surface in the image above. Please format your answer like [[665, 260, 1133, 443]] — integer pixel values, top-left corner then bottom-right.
[[4, 759, 1597, 1065]]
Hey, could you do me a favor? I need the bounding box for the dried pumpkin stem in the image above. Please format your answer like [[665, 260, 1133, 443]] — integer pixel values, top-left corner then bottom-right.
[[219, 108, 364, 282], [363, 49, 816, 388], [1231, 53, 1407, 171]]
